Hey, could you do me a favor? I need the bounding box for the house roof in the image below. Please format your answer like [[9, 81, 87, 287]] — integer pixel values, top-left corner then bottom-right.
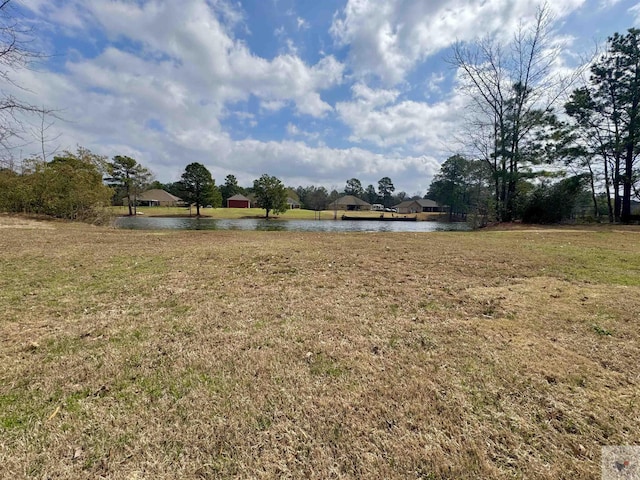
[[227, 194, 251, 202], [328, 195, 371, 207], [126, 189, 182, 202], [286, 197, 300, 205], [395, 198, 440, 208]]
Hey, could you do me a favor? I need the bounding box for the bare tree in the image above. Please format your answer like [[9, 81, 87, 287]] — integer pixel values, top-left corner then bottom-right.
[[28, 109, 60, 162], [0, 0, 51, 167], [451, 4, 580, 221]]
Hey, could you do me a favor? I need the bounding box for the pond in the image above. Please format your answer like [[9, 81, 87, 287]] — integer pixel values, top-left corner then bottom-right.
[[114, 216, 471, 233]]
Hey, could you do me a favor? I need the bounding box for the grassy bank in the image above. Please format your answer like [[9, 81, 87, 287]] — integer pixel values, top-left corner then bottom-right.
[[1, 216, 639, 479], [110, 206, 447, 221]]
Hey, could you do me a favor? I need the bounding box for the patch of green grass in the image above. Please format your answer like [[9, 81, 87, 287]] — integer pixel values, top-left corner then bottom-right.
[[112, 206, 339, 220], [592, 324, 613, 336], [108, 326, 150, 346], [159, 298, 191, 317], [529, 239, 640, 286], [308, 353, 347, 377], [0, 393, 30, 430], [418, 300, 440, 311], [255, 414, 273, 431]]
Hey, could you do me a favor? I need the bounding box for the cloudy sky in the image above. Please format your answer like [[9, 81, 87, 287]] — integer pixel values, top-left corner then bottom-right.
[[9, 0, 639, 195]]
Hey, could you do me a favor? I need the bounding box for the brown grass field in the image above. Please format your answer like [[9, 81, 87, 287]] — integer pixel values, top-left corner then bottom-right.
[[1, 215, 639, 479]]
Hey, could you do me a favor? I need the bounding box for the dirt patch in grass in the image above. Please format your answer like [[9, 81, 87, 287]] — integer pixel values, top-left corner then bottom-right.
[[1, 219, 639, 479]]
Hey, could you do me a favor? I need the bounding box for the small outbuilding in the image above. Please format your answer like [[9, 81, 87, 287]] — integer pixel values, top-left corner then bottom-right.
[[227, 194, 251, 208], [395, 199, 444, 214], [327, 195, 372, 211]]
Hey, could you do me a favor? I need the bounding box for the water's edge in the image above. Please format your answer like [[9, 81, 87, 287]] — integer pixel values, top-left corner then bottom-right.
[[115, 216, 470, 233]]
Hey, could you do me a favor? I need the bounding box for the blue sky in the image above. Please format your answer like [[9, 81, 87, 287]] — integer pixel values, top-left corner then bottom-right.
[[9, 0, 640, 196]]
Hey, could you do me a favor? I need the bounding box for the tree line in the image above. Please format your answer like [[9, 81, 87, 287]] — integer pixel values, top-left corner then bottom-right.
[[0, 144, 419, 222], [106, 158, 295, 219], [427, 10, 640, 224], [154, 171, 415, 216]]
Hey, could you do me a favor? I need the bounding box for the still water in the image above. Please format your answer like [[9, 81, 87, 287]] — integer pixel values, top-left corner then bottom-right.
[[115, 216, 470, 233]]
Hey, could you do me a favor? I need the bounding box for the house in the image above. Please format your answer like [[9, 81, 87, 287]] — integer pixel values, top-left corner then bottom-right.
[[395, 198, 444, 214], [227, 193, 251, 208], [327, 195, 372, 211], [123, 189, 183, 207], [287, 197, 301, 209]]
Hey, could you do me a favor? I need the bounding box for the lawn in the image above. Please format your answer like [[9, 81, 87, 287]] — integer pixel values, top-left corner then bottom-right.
[[110, 205, 447, 221], [111, 205, 333, 219], [1, 215, 639, 479]]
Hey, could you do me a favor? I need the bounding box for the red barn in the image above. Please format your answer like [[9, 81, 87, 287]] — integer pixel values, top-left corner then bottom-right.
[[227, 194, 251, 208]]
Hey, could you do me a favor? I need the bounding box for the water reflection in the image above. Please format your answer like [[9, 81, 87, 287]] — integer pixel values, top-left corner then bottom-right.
[[115, 216, 470, 233]]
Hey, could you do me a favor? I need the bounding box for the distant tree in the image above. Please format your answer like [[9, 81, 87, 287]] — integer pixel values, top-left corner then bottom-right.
[[295, 185, 328, 210], [106, 155, 152, 215], [306, 186, 329, 210], [427, 155, 492, 222], [179, 162, 219, 216], [427, 155, 469, 219], [328, 189, 341, 204], [344, 178, 364, 198], [567, 29, 640, 222], [295, 185, 309, 207], [365, 184, 378, 204], [393, 191, 407, 205], [163, 181, 185, 199], [148, 180, 166, 191], [220, 174, 242, 205], [521, 175, 588, 223], [377, 177, 395, 207], [253, 174, 288, 219]]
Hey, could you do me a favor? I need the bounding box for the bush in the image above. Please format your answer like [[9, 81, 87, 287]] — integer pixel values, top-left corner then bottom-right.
[[521, 175, 587, 224], [0, 148, 113, 223]]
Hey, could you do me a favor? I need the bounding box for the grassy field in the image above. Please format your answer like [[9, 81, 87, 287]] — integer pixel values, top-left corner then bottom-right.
[[110, 205, 446, 221], [1, 215, 639, 479]]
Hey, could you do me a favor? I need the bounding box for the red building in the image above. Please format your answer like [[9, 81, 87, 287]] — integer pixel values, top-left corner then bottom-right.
[[227, 194, 251, 208]]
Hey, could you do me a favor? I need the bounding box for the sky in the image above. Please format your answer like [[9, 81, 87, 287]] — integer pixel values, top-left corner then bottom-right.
[[7, 0, 640, 196]]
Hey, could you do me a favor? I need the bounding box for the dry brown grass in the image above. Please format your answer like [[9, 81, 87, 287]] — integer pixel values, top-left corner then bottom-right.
[[1, 216, 639, 479]]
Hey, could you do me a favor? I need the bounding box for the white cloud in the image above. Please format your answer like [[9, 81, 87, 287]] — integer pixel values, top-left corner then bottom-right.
[[336, 82, 464, 154], [350, 83, 400, 107], [7, 2, 350, 177], [286, 123, 300, 136], [331, 0, 586, 85], [286, 123, 321, 142], [297, 17, 309, 30], [600, 0, 623, 8], [426, 72, 446, 96], [630, 3, 640, 25], [207, 139, 442, 193], [30, 0, 343, 119]]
